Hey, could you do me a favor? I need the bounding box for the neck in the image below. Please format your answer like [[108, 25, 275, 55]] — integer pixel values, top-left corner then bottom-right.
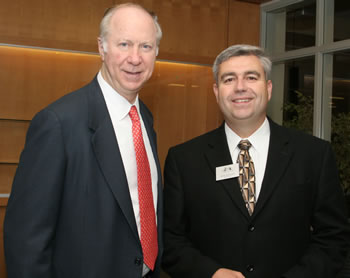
[[226, 117, 266, 138]]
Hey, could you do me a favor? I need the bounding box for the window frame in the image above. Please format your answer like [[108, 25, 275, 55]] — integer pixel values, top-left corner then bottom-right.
[[260, 0, 350, 141]]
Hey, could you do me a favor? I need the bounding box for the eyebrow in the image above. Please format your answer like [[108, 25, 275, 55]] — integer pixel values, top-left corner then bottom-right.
[[220, 70, 261, 81], [246, 70, 261, 78], [220, 72, 236, 81]]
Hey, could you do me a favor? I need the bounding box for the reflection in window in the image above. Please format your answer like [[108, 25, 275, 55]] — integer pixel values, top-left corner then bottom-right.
[[282, 57, 315, 134], [334, 0, 350, 42], [331, 51, 350, 195], [285, 1, 316, 51]]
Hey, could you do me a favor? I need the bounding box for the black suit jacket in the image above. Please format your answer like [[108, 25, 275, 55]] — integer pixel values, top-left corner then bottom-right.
[[162, 119, 349, 278], [4, 77, 163, 278]]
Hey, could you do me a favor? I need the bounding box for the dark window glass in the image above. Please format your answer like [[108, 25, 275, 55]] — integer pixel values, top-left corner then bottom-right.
[[282, 57, 315, 134], [331, 51, 350, 195], [334, 0, 350, 42], [285, 2, 316, 51]]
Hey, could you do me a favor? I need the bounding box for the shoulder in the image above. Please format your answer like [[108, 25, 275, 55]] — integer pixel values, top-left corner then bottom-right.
[[48, 79, 98, 113], [269, 119, 331, 151], [28, 78, 101, 136], [35, 78, 100, 121]]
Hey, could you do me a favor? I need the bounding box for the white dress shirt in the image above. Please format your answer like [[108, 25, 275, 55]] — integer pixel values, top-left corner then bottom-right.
[[97, 72, 158, 274], [225, 118, 270, 200]]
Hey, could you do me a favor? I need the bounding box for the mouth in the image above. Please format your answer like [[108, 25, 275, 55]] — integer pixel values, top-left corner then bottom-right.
[[123, 70, 143, 81], [124, 70, 142, 75], [232, 98, 252, 103]]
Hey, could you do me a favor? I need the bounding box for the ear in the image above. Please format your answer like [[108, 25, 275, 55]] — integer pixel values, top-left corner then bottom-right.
[[97, 37, 105, 61], [213, 83, 219, 102], [267, 80, 272, 101]]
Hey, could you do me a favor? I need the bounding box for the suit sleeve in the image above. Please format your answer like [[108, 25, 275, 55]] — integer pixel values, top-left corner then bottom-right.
[[162, 148, 222, 278], [283, 142, 350, 278], [4, 109, 66, 278]]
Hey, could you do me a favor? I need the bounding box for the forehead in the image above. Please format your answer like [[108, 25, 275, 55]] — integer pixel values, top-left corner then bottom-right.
[[108, 6, 156, 41], [219, 55, 265, 76]]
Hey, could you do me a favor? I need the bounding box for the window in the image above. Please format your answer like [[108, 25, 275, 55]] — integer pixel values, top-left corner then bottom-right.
[[261, 0, 350, 196]]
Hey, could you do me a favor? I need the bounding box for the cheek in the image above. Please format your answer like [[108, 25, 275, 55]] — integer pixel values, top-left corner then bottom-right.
[[144, 54, 156, 68], [106, 51, 124, 65]]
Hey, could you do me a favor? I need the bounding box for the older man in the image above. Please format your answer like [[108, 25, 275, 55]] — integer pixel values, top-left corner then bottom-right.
[[4, 3, 163, 278]]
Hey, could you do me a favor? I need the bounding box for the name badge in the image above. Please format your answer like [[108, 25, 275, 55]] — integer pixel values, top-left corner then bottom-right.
[[216, 163, 239, 181]]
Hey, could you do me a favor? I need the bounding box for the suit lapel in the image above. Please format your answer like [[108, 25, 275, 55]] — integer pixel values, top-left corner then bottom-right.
[[253, 119, 293, 217], [86, 78, 139, 240], [204, 125, 251, 219]]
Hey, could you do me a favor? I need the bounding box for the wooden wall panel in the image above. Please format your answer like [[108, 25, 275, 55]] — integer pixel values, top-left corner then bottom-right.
[[140, 62, 223, 170], [0, 0, 112, 52], [153, 0, 229, 64], [0, 121, 29, 164], [0, 165, 17, 194], [0, 0, 230, 64], [0, 46, 101, 120], [228, 0, 260, 46], [0, 0, 261, 65]]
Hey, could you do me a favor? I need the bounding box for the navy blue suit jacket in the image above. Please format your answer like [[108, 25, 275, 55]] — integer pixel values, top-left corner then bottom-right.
[[4, 77, 163, 278]]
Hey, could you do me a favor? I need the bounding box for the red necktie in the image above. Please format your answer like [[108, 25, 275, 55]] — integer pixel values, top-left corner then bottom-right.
[[129, 105, 158, 270]]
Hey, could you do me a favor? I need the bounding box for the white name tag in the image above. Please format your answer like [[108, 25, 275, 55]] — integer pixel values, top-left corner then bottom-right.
[[216, 163, 239, 181]]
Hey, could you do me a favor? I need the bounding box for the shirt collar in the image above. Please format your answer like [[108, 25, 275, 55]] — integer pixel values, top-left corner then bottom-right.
[[225, 118, 270, 151], [97, 71, 140, 121]]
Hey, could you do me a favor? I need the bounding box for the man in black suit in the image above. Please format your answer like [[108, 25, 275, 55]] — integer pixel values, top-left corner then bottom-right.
[[4, 3, 163, 278], [162, 44, 349, 278]]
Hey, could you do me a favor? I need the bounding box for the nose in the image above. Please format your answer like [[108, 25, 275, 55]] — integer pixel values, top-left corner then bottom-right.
[[235, 77, 247, 92], [127, 46, 142, 65]]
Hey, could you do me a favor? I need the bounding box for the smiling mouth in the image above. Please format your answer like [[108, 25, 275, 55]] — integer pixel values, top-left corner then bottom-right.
[[233, 98, 251, 103], [124, 71, 141, 75]]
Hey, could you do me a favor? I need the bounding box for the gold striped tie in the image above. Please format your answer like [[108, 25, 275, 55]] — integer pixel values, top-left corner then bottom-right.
[[237, 140, 256, 215]]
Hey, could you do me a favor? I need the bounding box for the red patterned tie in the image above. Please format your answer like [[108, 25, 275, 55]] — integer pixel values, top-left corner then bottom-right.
[[129, 105, 158, 270]]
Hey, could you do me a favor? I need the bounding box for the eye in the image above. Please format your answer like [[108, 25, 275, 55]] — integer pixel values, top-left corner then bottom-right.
[[118, 42, 129, 50], [246, 75, 258, 81], [141, 44, 153, 52], [223, 77, 235, 84]]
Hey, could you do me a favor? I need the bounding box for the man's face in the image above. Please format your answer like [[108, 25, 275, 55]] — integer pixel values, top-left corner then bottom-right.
[[213, 55, 272, 132], [98, 6, 157, 102]]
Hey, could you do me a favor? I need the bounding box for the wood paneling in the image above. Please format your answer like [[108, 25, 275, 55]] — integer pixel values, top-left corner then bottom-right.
[[0, 0, 231, 65], [0, 0, 261, 64], [0, 121, 29, 164], [153, 0, 229, 64], [0, 165, 17, 194], [228, 0, 261, 46], [140, 62, 223, 170], [0, 46, 101, 120], [0, 0, 112, 52]]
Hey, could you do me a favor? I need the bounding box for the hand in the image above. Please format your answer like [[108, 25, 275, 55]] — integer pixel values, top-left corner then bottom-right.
[[212, 268, 245, 278]]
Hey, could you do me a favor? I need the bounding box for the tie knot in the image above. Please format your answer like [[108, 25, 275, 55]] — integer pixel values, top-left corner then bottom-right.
[[129, 105, 139, 123], [238, 139, 252, 150]]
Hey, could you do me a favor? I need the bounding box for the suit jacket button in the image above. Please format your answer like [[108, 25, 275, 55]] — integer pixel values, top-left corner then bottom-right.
[[246, 265, 254, 272], [248, 225, 255, 232], [134, 258, 142, 266]]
